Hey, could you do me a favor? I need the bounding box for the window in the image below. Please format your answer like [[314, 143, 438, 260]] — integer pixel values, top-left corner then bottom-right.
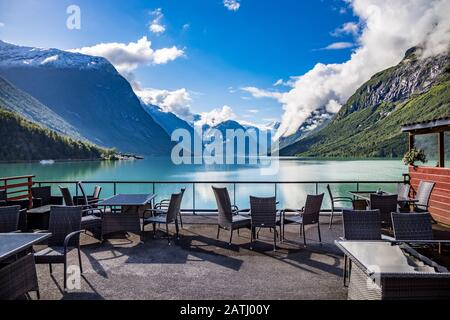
[[415, 133, 439, 167]]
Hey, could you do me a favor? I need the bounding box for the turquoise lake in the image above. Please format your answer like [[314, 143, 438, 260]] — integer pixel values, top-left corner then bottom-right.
[[0, 158, 406, 211]]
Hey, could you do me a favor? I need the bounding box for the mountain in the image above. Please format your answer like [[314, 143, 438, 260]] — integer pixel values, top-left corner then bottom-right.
[[277, 108, 333, 151], [0, 75, 84, 140], [0, 107, 112, 161], [280, 47, 450, 158], [0, 40, 172, 156], [142, 103, 194, 136]]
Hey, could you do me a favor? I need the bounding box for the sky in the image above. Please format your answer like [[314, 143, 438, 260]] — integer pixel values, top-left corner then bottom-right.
[[0, 0, 449, 135]]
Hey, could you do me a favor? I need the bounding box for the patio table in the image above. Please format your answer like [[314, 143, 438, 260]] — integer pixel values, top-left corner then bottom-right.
[[349, 191, 419, 208], [335, 240, 450, 300], [97, 194, 156, 240], [0, 232, 51, 300], [0, 232, 51, 262]]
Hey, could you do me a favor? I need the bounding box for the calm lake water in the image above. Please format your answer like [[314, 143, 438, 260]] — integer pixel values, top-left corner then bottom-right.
[[0, 158, 406, 211]]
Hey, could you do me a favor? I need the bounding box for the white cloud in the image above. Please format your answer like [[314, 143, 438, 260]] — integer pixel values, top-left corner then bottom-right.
[[149, 8, 166, 34], [248, 109, 259, 113], [0, 22, 5, 28], [241, 87, 283, 99], [70, 36, 184, 74], [224, 0, 241, 11], [196, 105, 237, 127], [244, 0, 450, 140], [323, 42, 355, 50], [136, 88, 193, 121], [332, 22, 360, 36], [152, 46, 185, 64], [273, 79, 285, 86], [182, 24, 190, 31]]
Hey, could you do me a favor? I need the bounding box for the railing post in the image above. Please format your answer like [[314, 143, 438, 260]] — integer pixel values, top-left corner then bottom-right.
[[27, 176, 33, 209], [274, 183, 277, 198], [192, 183, 196, 215], [233, 183, 236, 207], [4, 178, 7, 199], [113, 182, 117, 195], [75, 183, 78, 197], [315, 182, 319, 195]]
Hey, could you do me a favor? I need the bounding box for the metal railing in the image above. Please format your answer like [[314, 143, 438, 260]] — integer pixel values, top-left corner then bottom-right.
[[34, 180, 404, 214], [0, 175, 35, 207]]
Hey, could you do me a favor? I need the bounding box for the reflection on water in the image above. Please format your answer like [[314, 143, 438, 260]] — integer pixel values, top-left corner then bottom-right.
[[0, 157, 406, 210]]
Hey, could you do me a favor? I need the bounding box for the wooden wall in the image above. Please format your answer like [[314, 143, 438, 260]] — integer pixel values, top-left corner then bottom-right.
[[409, 166, 450, 226]]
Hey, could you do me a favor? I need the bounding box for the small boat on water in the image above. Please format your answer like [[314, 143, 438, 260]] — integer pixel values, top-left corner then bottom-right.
[[39, 160, 55, 165]]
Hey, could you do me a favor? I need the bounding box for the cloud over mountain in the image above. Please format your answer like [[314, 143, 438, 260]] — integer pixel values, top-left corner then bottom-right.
[[136, 87, 193, 121], [243, 0, 450, 140], [70, 36, 184, 74]]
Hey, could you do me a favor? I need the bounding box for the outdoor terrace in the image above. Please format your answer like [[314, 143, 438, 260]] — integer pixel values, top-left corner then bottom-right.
[[35, 215, 347, 300]]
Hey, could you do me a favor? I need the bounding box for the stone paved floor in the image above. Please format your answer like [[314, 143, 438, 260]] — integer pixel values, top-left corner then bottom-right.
[[34, 215, 348, 300]]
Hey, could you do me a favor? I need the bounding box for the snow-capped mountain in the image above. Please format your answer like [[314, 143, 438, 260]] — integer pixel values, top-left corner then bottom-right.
[[0, 40, 113, 72], [277, 107, 333, 151], [0, 40, 172, 156]]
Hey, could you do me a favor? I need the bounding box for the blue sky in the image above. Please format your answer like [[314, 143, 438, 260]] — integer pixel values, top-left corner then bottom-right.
[[0, 0, 359, 126]]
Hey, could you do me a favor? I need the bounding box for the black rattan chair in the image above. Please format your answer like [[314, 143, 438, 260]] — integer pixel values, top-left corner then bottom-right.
[[154, 188, 186, 228], [34, 206, 83, 289], [0, 254, 40, 300], [249, 196, 279, 251], [341, 209, 381, 286], [397, 183, 410, 199], [0, 205, 20, 233], [282, 193, 324, 247], [212, 186, 251, 246], [31, 186, 63, 207], [391, 212, 433, 241], [143, 191, 184, 244], [370, 194, 398, 227], [413, 181, 435, 212], [327, 184, 353, 229], [59, 185, 103, 240]]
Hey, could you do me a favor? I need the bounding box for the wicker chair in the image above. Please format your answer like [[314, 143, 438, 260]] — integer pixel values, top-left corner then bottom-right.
[[92, 185, 102, 201], [370, 194, 398, 227], [143, 191, 184, 244], [327, 184, 354, 229], [31, 186, 63, 207], [154, 188, 186, 227], [60, 185, 103, 240], [391, 212, 433, 241], [212, 186, 251, 246], [34, 206, 83, 289], [341, 209, 381, 286], [0, 205, 20, 233], [0, 191, 28, 231], [413, 181, 435, 212], [74, 182, 102, 206], [282, 193, 324, 247], [249, 196, 279, 251], [397, 183, 410, 199], [0, 254, 40, 300]]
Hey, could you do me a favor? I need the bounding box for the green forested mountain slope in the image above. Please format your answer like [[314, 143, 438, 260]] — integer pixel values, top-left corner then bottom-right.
[[0, 107, 112, 161], [280, 48, 450, 158]]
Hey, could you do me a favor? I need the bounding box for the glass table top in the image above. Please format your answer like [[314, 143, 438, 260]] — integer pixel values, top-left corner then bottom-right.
[[0, 233, 51, 262], [335, 241, 448, 275]]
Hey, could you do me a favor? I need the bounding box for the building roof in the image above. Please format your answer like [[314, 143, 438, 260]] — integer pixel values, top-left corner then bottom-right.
[[401, 116, 450, 133]]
